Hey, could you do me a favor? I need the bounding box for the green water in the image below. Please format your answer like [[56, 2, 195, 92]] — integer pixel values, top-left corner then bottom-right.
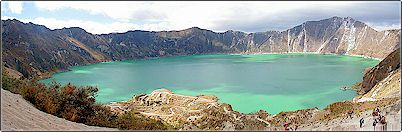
[[40, 53, 379, 114]]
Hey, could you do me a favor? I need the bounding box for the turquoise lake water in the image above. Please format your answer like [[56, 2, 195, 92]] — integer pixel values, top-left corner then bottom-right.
[[40, 53, 379, 114]]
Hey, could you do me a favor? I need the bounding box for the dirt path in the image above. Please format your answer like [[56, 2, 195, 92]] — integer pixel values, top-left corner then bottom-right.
[[1, 88, 117, 131]]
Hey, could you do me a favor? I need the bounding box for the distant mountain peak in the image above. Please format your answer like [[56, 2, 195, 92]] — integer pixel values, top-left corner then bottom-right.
[[184, 27, 211, 32], [59, 27, 87, 32], [189, 27, 202, 30]]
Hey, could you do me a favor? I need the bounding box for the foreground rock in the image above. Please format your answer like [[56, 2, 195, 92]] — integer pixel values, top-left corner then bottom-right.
[[0, 88, 116, 131]]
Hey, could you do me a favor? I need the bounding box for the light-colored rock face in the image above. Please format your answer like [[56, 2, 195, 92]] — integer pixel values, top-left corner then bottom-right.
[[243, 17, 400, 59]]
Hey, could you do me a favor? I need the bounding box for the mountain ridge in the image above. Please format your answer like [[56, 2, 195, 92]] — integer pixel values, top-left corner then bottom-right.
[[5, 16, 399, 36], [2, 16, 400, 78]]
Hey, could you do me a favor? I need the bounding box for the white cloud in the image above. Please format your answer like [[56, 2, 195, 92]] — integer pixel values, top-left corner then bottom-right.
[[1, 3, 7, 13], [6, 1, 24, 14], [1, 16, 16, 20], [32, 1, 366, 32], [2, 1, 398, 33], [2, 17, 173, 34], [366, 23, 401, 31], [34, 1, 167, 22], [4, 16, 398, 35]]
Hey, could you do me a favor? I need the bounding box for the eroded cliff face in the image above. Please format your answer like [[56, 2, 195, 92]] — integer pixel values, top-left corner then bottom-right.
[[1, 21, 111, 78], [358, 69, 400, 101], [245, 17, 400, 58], [360, 48, 401, 94], [2, 16, 400, 78]]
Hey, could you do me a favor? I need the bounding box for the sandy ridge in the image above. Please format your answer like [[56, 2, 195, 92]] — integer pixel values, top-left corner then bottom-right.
[[1, 88, 117, 131]]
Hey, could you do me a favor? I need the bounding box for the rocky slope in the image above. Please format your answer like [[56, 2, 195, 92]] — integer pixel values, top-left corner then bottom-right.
[[107, 87, 400, 131], [1, 88, 116, 131], [2, 16, 400, 78], [298, 99, 400, 131], [357, 69, 400, 102], [353, 48, 401, 102], [1, 21, 110, 78], [359, 48, 401, 94], [106, 89, 270, 130]]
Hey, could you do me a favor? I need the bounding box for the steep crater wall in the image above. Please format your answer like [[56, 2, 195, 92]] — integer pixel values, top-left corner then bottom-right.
[[2, 16, 400, 78]]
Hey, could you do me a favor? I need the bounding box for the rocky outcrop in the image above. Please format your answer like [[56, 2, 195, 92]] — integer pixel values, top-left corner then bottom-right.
[[2, 16, 400, 78], [357, 69, 400, 102], [107, 86, 401, 131], [360, 48, 400, 94], [107, 88, 269, 130]]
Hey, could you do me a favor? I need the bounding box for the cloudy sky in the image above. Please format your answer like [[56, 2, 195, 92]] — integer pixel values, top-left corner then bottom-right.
[[1, 1, 400, 34]]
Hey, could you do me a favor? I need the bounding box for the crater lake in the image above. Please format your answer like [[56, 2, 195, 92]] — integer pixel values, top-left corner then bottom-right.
[[40, 53, 379, 114]]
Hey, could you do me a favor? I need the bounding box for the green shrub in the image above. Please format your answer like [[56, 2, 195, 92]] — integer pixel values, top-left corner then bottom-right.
[[2, 70, 22, 93], [86, 105, 119, 127], [117, 112, 170, 130]]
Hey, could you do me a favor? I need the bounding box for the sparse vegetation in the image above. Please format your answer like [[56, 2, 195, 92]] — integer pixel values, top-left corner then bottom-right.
[[117, 112, 171, 130], [1, 70, 171, 130]]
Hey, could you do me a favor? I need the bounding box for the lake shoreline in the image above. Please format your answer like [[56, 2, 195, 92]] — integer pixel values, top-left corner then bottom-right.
[[39, 53, 380, 114], [232, 52, 382, 61], [39, 52, 382, 80]]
